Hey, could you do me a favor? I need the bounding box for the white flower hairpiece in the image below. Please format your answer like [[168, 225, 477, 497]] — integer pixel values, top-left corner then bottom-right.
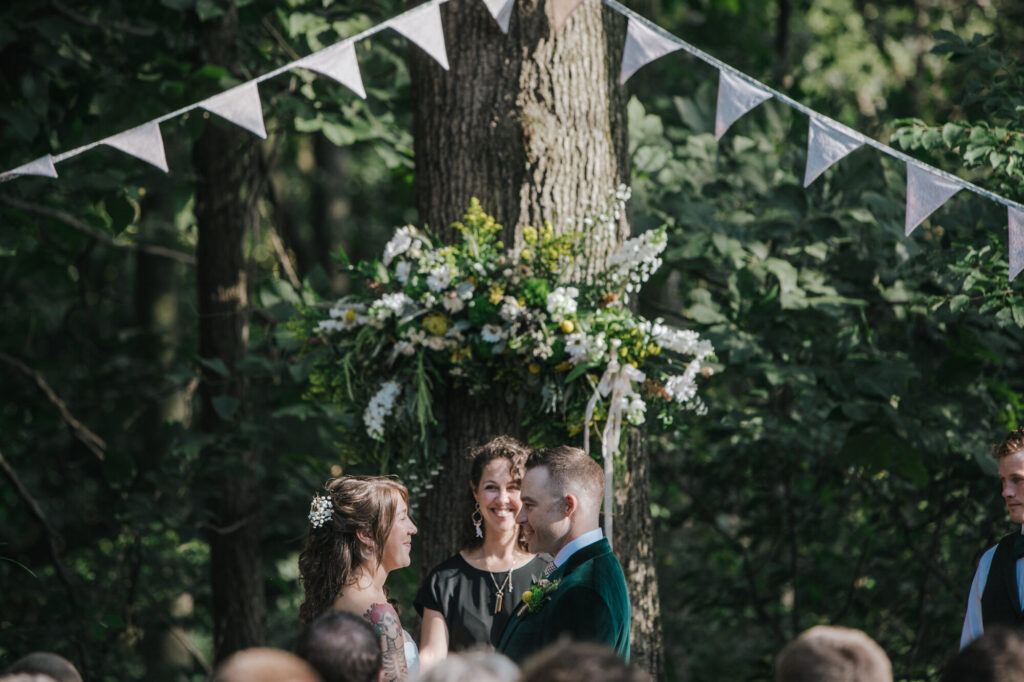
[[309, 495, 333, 528]]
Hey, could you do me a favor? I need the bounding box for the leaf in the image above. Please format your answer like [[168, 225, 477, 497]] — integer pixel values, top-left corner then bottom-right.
[[565, 362, 597, 383], [942, 122, 964, 147], [197, 356, 230, 377], [949, 294, 970, 313], [211, 395, 240, 419], [195, 0, 225, 21], [106, 195, 135, 234]]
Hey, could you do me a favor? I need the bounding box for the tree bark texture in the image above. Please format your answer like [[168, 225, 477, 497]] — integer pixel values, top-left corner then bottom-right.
[[410, 1, 661, 676], [193, 6, 266, 663]]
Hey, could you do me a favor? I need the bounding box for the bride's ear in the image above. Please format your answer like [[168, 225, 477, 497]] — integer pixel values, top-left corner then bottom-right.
[[355, 529, 374, 547]]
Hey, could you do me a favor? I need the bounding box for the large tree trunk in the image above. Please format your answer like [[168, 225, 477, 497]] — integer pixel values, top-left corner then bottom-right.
[[193, 6, 266, 663], [410, 0, 661, 675]]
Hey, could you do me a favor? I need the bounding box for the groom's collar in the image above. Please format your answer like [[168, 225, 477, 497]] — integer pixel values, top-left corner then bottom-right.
[[552, 528, 604, 569]]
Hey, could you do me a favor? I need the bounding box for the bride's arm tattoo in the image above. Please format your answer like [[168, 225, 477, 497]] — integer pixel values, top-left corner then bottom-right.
[[364, 603, 408, 681]]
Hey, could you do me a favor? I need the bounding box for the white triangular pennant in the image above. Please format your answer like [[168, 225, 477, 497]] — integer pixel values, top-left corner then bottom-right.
[[2, 155, 58, 180], [803, 116, 863, 187], [298, 42, 366, 99], [905, 163, 963, 236], [199, 82, 267, 140], [482, 0, 515, 33], [387, 1, 450, 71], [715, 70, 772, 140], [619, 16, 683, 84], [1009, 206, 1024, 282], [102, 121, 169, 172]]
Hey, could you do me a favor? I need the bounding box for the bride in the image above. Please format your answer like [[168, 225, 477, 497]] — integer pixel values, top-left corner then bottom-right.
[[299, 476, 419, 680]]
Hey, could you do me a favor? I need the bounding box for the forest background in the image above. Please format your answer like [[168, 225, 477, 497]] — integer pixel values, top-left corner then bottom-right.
[[2, 0, 1024, 680]]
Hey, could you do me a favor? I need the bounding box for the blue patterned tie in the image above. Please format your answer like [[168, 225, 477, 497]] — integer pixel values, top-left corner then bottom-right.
[[543, 560, 556, 577]]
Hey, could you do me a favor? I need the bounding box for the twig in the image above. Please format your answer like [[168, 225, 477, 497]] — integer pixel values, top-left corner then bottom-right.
[[0, 450, 79, 609], [0, 351, 107, 460], [200, 515, 256, 536], [262, 15, 302, 62], [2, 195, 196, 266]]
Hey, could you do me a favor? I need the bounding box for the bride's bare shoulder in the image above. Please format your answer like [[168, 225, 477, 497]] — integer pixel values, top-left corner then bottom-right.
[[332, 588, 378, 616]]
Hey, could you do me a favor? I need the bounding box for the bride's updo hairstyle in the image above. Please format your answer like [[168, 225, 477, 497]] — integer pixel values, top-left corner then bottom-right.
[[298, 475, 409, 624], [465, 435, 530, 551]]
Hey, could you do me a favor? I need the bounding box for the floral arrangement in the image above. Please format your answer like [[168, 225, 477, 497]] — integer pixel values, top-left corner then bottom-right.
[[298, 187, 714, 495], [520, 577, 561, 614]]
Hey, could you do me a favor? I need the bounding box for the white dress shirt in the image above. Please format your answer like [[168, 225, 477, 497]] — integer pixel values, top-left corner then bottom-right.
[[552, 528, 604, 569], [960, 527, 1024, 649]]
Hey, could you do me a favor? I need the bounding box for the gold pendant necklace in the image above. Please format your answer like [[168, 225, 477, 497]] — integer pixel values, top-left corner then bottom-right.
[[488, 567, 514, 614]]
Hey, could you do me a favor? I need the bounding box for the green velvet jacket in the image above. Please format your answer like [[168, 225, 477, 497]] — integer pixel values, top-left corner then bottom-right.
[[496, 537, 631, 663]]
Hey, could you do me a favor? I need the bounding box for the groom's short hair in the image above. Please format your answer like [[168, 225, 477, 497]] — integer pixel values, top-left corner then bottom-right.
[[526, 446, 603, 506]]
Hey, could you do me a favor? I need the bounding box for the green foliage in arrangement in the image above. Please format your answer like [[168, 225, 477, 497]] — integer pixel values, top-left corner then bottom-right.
[[294, 196, 714, 494]]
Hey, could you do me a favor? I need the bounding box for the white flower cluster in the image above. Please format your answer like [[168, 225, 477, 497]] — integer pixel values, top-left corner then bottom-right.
[[565, 331, 607, 366], [427, 264, 451, 292], [317, 302, 368, 333], [570, 185, 631, 241], [652, 324, 714, 360], [363, 380, 403, 441], [605, 229, 667, 294], [481, 324, 506, 343], [382, 226, 423, 266], [500, 296, 523, 322], [369, 292, 414, 324], [546, 286, 578, 322], [308, 495, 333, 528]]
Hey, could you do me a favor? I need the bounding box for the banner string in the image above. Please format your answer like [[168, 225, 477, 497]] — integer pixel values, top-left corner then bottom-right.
[[602, 0, 1024, 214]]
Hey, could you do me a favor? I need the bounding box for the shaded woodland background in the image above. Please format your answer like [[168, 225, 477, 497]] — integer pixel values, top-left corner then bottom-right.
[[2, 0, 1024, 680]]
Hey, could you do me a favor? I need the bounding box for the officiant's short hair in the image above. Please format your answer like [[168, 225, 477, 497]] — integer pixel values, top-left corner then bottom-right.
[[526, 446, 603, 505], [774, 626, 891, 682]]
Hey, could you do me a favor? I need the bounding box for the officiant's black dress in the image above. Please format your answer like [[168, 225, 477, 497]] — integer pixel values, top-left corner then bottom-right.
[[415, 554, 548, 650]]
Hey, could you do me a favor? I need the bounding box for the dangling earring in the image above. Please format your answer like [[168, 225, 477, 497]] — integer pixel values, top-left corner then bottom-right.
[[472, 503, 483, 539], [360, 544, 373, 561]]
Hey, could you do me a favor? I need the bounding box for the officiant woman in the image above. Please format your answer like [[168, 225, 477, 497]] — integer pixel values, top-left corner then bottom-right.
[[416, 436, 547, 667]]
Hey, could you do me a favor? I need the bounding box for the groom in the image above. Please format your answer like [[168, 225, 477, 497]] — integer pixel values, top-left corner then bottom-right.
[[497, 445, 631, 662]]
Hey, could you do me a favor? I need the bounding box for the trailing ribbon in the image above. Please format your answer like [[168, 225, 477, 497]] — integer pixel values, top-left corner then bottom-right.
[[582, 355, 645, 548]]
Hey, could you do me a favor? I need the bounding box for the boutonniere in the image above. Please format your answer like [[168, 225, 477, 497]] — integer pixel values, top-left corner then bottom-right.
[[519, 577, 561, 614]]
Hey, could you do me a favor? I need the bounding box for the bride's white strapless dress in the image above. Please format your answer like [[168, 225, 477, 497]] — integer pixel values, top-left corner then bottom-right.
[[403, 629, 420, 675]]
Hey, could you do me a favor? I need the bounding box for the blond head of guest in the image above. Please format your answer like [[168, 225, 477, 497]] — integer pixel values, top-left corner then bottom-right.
[[774, 625, 892, 682], [212, 647, 322, 682]]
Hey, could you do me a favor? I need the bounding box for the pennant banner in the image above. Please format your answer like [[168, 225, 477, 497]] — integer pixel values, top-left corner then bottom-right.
[[200, 82, 268, 140], [1, 155, 58, 181], [715, 70, 772, 141], [298, 42, 366, 99], [102, 122, 169, 172], [1010, 207, 1024, 282], [905, 163, 964, 236], [482, 0, 515, 33], [387, 1, 450, 71], [619, 16, 683, 84], [803, 116, 863, 187]]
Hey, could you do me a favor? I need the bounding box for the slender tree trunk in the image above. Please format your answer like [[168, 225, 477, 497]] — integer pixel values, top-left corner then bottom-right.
[[410, 0, 661, 675], [193, 6, 266, 662]]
